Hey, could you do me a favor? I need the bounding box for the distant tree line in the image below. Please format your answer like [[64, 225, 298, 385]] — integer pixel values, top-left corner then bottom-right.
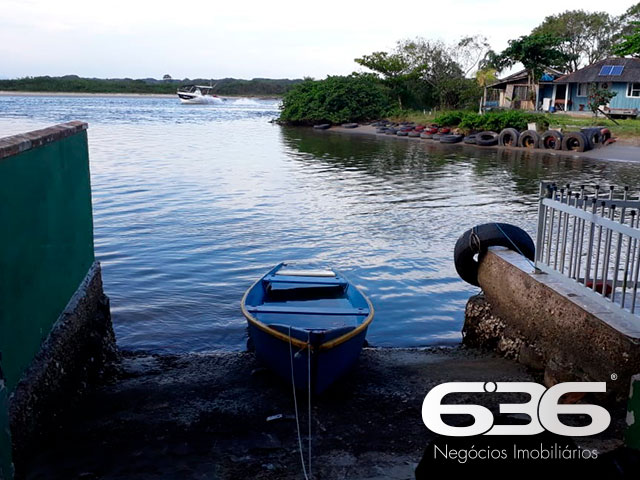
[[280, 3, 640, 124], [0, 75, 302, 96]]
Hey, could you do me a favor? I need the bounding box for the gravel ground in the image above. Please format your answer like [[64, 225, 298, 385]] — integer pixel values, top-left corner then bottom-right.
[[22, 346, 631, 479]]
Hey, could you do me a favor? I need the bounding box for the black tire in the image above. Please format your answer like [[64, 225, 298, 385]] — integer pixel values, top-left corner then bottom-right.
[[408, 131, 420, 137], [440, 134, 464, 144], [475, 131, 499, 146], [581, 127, 602, 149], [313, 124, 331, 130], [386, 129, 397, 135], [498, 128, 520, 147], [397, 131, 408, 136], [420, 133, 433, 139], [562, 132, 589, 152], [463, 135, 477, 144], [432, 134, 441, 141], [454, 223, 535, 287], [541, 130, 563, 150], [342, 123, 359, 129], [518, 130, 540, 149], [376, 128, 387, 134]]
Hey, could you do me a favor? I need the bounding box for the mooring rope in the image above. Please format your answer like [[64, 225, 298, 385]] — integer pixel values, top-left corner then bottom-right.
[[493, 222, 536, 270], [289, 326, 311, 480]]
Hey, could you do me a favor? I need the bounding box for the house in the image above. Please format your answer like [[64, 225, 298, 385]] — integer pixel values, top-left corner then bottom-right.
[[553, 57, 640, 117], [485, 67, 564, 111]]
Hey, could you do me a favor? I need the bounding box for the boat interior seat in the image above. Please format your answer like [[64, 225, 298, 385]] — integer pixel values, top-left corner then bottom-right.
[[264, 274, 347, 286], [246, 305, 369, 316]]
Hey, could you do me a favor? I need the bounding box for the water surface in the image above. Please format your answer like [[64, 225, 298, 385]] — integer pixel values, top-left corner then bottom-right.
[[2, 95, 639, 352]]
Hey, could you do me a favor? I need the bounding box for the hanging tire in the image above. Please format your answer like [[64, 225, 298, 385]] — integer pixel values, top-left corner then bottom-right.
[[498, 128, 520, 147], [541, 130, 563, 150], [475, 131, 499, 146], [518, 130, 540, 148], [463, 135, 477, 144], [440, 134, 464, 143], [454, 223, 535, 287], [562, 132, 589, 152]]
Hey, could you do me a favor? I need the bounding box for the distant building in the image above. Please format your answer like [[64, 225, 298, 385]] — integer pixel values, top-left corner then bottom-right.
[[554, 57, 640, 117], [486, 57, 640, 118], [485, 67, 564, 111]]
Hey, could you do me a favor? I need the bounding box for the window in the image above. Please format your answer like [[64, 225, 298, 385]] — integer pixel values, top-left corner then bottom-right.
[[627, 83, 640, 97], [599, 65, 624, 76], [577, 83, 589, 97]]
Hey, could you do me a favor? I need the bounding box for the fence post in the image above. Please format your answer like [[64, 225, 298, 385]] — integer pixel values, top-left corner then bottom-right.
[[535, 181, 549, 273]]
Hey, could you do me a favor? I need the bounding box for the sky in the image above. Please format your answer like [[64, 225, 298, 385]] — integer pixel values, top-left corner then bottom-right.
[[1, 0, 636, 80]]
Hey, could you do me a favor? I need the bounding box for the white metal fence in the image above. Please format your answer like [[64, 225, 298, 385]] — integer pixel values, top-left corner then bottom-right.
[[535, 181, 640, 316]]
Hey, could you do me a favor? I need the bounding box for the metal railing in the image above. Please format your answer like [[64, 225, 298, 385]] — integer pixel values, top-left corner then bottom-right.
[[535, 181, 640, 317]]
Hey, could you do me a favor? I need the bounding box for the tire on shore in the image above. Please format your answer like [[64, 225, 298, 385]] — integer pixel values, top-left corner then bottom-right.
[[420, 133, 433, 139], [463, 135, 477, 144], [581, 127, 603, 149], [518, 130, 540, 149], [498, 128, 520, 147], [342, 123, 359, 128], [440, 134, 464, 144], [540, 130, 563, 150], [562, 132, 589, 152], [475, 131, 499, 146], [313, 124, 331, 130], [408, 131, 421, 137]]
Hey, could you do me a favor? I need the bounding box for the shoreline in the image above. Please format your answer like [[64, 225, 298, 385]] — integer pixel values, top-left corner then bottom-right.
[[0, 91, 282, 100], [324, 124, 640, 164]]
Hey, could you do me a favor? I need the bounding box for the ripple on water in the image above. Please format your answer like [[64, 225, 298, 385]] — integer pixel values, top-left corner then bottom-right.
[[2, 96, 640, 352]]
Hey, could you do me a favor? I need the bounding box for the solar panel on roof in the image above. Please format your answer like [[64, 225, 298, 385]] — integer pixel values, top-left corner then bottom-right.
[[611, 65, 624, 75], [599, 65, 624, 76]]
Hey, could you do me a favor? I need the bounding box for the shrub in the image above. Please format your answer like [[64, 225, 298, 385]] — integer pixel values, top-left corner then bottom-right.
[[433, 110, 470, 126], [437, 109, 549, 132], [279, 74, 392, 125]]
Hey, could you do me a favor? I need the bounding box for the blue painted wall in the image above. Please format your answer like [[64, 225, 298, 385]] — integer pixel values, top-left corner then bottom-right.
[[564, 82, 640, 111]]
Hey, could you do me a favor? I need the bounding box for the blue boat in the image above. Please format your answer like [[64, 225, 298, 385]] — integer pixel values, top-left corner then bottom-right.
[[241, 263, 374, 394]]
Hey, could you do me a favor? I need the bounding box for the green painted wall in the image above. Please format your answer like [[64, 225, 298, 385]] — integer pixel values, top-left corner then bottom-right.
[[0, 130, 95, 479]]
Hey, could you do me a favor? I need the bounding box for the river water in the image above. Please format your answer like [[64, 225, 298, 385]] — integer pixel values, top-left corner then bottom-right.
[[2, 95, 639, 352]]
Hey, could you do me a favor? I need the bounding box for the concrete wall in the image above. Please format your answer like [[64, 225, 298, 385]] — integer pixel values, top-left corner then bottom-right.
[[463, 248, 640, 399], [0, 123, 116, 479]]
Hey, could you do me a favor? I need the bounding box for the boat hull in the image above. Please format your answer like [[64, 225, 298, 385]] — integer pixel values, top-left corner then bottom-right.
[[248, 322, 368, 394]]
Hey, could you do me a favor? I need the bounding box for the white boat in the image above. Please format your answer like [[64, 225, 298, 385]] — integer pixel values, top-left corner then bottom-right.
[[177, 85, 224, 104]]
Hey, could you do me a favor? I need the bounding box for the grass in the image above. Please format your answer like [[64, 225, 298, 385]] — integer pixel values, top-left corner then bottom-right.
[[385, 109, 640, 139]]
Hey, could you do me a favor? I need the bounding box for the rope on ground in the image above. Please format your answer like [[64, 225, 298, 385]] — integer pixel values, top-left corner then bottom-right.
[[289, 326, 311, 480]]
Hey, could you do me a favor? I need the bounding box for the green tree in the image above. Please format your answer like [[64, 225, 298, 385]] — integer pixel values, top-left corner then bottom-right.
[[494, 34, 572, 106], [354, 50, 424, 109], [532, 10, 620, 72], [613, 21, 640, 56]]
